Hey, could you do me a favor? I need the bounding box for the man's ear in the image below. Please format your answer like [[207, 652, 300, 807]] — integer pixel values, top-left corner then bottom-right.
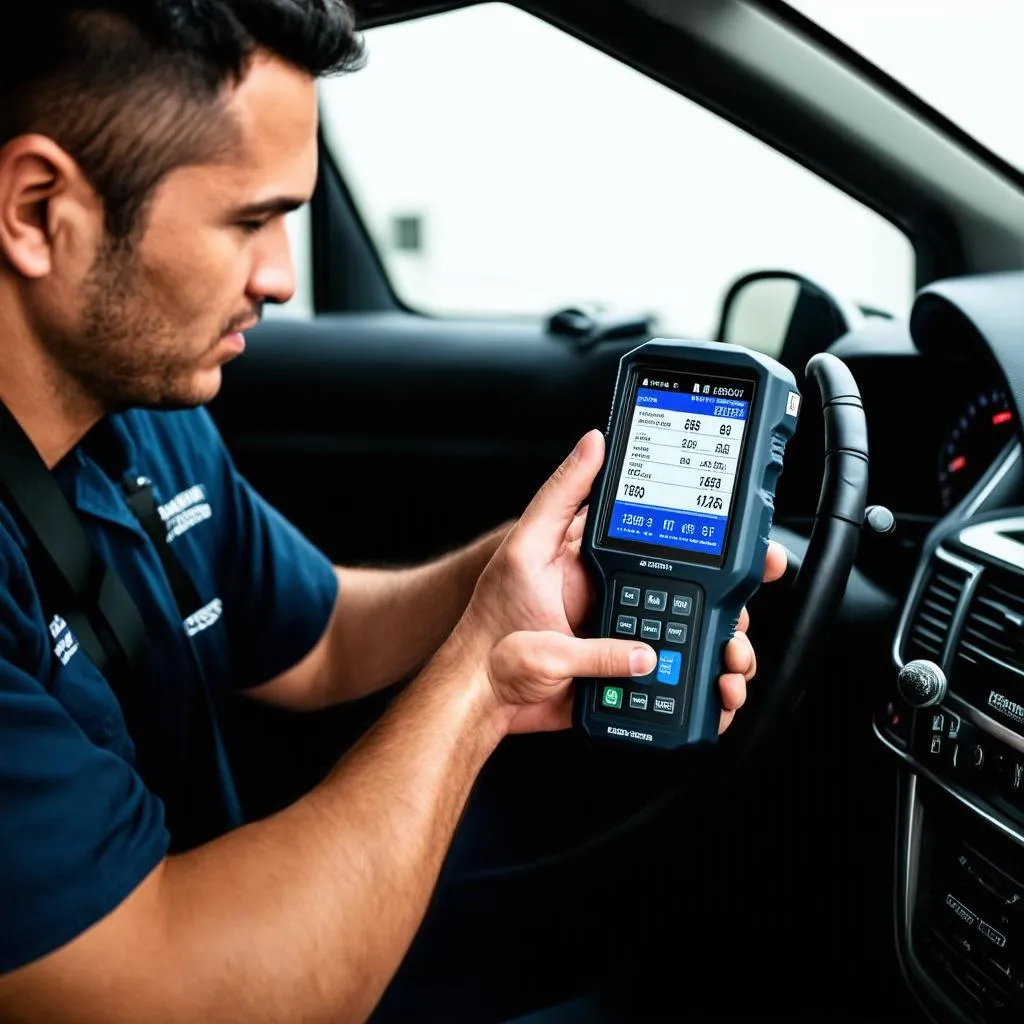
[[0, 135, 102, 279]]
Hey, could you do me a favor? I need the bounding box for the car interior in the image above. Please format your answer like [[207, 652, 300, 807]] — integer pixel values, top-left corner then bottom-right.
[[193, 0, 1024, 1020]]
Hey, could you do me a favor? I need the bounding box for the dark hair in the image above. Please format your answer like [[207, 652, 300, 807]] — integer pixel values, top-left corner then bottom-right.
[[0, 2, 364, 238]]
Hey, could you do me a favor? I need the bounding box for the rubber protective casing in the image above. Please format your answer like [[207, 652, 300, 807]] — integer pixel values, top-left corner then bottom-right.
[[574, 339, 799, 749]]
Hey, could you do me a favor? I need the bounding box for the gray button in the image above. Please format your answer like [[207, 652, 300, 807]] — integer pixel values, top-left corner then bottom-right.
[[629, 692, 649, 711], [615, 614, 637, 636], [620, 586, 641, 607], [665, 622, 688, 645], [644, 590, 668, 612], [653, 696, 676, 714], [640, 619, 662, 641], [671, 595, 693, 616]]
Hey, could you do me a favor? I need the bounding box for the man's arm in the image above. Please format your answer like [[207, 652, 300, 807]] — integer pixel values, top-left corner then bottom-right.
[[0, 641, 512, 1023], [0, 435, 658, 1024], [247, 521, 511, 711]]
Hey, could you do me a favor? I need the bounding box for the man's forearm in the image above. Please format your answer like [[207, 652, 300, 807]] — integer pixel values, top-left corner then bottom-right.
[[1, 638, 509, 1024], [327, 522, 510, 701], [160, 641, 505, 1024]]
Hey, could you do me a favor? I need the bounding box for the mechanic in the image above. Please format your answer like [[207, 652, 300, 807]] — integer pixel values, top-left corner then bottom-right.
[[0, 3, 785, 1022]]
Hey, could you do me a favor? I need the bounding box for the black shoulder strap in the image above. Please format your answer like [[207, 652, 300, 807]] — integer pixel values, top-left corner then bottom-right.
[[123, 475, 203, 618], [0, 404, 148, 717], [0, 403, 237, 849]]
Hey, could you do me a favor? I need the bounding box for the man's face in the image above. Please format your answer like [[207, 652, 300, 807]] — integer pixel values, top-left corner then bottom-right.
[[34, 54, 319, 411]]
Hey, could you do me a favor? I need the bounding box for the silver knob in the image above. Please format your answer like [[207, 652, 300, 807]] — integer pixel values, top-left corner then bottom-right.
[[897, 659, 948, 708], [865, 505, 896, 535]]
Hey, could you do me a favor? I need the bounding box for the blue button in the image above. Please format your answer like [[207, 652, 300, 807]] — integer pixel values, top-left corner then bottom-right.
[[656, 650, 683, 686]]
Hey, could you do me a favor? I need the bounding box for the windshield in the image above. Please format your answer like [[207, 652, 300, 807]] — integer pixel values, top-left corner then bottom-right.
[[786, 0, 1024, 173]]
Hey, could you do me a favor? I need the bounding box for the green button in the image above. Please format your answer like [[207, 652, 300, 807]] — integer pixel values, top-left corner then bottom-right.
[[601, 685, 623, 709]]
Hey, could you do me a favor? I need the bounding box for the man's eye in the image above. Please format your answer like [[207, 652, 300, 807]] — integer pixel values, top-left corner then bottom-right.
[[239, 220, 266, 234]]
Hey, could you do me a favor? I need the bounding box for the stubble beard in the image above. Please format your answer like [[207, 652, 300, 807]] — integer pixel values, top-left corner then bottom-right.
[[41, 235, 216, 415]]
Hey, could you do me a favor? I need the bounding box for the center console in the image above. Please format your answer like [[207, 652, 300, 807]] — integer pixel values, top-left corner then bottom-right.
[[877, 510, 1024, 1021]]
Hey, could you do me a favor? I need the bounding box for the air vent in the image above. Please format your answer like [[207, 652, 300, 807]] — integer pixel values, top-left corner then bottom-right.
[[903, 559, 971, 664], [956, 568, 1024, 676]]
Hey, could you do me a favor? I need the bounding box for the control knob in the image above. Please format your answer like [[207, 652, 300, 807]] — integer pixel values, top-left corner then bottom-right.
[[897, 659, 948, 708]]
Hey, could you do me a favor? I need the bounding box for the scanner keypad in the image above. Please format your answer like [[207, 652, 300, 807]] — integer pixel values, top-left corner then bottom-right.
[[600, 574, 704, 725]]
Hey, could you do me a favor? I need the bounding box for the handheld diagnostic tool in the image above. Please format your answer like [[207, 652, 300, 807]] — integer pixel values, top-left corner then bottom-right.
[[575, 339, 800, 750]]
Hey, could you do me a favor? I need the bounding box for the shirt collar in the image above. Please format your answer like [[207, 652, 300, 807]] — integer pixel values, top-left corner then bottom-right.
[[54, 414, 144, 533]]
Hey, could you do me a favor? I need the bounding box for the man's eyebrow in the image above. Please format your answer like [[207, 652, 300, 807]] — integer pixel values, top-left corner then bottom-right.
[[232, 196, 308, 219]]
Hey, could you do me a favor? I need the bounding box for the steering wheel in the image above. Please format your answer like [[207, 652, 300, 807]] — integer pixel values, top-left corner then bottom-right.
[[448, 352, 869, 880], [724, 351, 870, 759]]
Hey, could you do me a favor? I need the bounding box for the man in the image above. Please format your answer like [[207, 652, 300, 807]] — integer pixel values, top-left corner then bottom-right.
[[0, 3, 784, 1022]]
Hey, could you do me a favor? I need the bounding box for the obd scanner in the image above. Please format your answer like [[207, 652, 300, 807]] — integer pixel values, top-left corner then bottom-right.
[[575, 339, 800, 750]]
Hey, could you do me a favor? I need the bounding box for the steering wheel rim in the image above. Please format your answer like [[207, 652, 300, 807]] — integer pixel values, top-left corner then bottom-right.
[[452, 352, 869, 882], [724, 351, 869, 760]]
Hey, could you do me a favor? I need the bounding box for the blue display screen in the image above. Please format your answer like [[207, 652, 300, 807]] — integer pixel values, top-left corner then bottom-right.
[[604, 370, 753, 561]]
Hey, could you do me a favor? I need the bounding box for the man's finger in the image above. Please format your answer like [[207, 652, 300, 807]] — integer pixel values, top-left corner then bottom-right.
[[515, 431, 605, 556], [548, 690, 574, 730], [565, 506, 589, 547], [736, 606, 750, 634], [724, 633, 756, 681], [500, 630, 657, 682], [764, 540, 787, 583], [554, 633, 657, 681], [718, 672, 747, 712], [731, 543, 785, 635]]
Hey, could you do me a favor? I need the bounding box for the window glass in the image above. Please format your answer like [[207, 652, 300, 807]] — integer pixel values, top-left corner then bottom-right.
[[318, 3, 915, 347]]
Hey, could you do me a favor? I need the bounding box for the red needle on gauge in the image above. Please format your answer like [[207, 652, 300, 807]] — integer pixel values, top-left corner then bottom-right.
[[948, 455, 967, 473], [992, 410, 1013, 426]]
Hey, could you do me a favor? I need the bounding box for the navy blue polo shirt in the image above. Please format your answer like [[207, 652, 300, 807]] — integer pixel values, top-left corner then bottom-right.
[[0, 407, 339, 973]]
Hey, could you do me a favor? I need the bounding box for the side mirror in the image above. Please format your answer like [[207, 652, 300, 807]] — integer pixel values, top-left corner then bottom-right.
[[715, 270, 865, 371]]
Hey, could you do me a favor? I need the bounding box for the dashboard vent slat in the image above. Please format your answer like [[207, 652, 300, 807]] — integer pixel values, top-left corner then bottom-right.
[[902, 562, 971, 665], [955, 568, 1024, 678]]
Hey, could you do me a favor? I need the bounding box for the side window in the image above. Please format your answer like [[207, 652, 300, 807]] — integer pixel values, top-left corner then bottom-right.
[[319, 3, 914, 348]]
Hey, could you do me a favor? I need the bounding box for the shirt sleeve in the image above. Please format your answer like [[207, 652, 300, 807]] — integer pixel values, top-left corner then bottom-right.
[[0, 558, 169, 973], [199, 412, 340, 691]]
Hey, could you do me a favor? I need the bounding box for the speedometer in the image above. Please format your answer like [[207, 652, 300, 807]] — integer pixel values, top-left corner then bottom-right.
[[939, 387, 1016, 510]]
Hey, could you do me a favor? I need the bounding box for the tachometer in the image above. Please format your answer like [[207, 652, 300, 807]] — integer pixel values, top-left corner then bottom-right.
[[939, 387, 1016, 510]]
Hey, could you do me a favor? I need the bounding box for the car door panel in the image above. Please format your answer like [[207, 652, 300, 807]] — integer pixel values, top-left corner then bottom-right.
[[210, 312, 636, 565]]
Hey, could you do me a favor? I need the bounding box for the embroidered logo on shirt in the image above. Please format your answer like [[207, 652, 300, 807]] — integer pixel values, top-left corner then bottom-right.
[[48, 614, 80, 666], [158, 484, 212, 543], [184, 598, 223, 638]]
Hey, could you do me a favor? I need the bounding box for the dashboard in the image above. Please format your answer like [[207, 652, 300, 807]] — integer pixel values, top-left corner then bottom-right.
[[938, 386, 1015, 512], [837, 350, 1012, 517], [863, 271, 1024, 1024], [776, 319, 1017, 588], [794, 323, 1013, 519]]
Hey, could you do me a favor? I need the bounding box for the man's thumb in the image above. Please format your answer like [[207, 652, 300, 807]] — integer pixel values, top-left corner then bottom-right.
[[515, 430, 605, 552], [494, 631, 657, 683]]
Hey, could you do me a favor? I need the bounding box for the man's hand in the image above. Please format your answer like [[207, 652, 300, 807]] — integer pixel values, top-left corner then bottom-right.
[[247, 519, 516, 711], [455, 429, 786, 735], [718, 542, 786, 734]]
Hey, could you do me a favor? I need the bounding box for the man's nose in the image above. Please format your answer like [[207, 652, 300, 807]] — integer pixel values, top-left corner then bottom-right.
[[248, 218, 297, 306]]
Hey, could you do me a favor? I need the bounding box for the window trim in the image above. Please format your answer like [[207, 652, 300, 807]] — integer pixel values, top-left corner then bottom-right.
[[311, 128, 405, 314]]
